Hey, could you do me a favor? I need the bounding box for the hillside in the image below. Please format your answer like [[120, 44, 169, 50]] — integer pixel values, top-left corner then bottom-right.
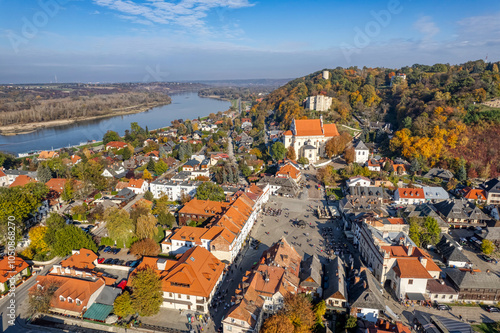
[[250, 60, 500, 177]]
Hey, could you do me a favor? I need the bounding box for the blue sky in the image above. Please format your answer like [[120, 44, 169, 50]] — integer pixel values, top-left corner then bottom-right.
[[0, 0, 499, 83]]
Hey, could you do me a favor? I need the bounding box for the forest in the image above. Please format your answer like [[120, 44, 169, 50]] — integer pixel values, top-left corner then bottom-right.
[[0, 81, 209, 126], [249, 60, 500, 177]]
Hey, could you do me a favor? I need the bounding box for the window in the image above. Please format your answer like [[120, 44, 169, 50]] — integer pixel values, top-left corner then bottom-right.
[[449, 295, 453, 299], [441, 295, 445, 299], [408, 279, 413, 285], [357, 309, 362, 313], [226, 326, 232, 331], [186, 295, 190, 300], [178, 294, 182, 298], [169, 293, 173, 297]]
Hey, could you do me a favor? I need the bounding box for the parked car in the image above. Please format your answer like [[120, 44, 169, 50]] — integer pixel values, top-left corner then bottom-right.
[[480, 255, 497, 263], [486, 305, 500, 312], [97, 258, 105, 264], [434, 302, 451, 311], [103, 246, 111, 253], [103, 258, 113, 264], [117, 260, 125, 266], [98, 245, 105, 252], [112, 248, 121, 255]]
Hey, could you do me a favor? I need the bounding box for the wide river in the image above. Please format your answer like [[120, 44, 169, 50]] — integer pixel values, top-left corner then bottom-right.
[[0, 92, 230, 155]]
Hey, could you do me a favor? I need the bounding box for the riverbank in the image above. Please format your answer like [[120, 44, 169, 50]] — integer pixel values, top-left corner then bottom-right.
[[0, 101, 171, 136]]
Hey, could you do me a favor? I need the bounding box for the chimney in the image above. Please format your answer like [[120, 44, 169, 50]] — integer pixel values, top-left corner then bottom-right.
[[407, 244, 413, 256], [419, 257, 427, 268]]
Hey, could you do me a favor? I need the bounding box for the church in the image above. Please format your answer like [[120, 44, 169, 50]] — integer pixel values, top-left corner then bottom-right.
[[283, 117, 339, 163]]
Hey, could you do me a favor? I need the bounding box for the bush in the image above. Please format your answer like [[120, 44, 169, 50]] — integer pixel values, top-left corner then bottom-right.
[[100, 237, 114, 246]]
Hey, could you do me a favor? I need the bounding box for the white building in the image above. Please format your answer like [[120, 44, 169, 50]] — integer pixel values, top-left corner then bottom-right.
[[322, 70, 330, 80], [354, 141, 370, 164], [149, 179, 201, 200], [126, 179, 149, 194], [394, 188, 426, 205], [346, 176, 372, 187], [283, 118, 340, 163], [305, 95, 333, 111]]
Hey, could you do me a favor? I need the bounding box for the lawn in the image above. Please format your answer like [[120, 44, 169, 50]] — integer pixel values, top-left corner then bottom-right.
[[326, 188, 343, 200], [473, 322, 499, 333]]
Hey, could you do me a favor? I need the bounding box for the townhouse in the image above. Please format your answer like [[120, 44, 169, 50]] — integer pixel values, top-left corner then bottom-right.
[[482, 178, 500, 205], [348, 268, 386, 323], [433, 199, 490, 229], [445, 268, 500, 304], [393, 188, 425, 205], [323, 256, 348, 311], [275, 162, 302, 184], [134, 246, 225, 312]]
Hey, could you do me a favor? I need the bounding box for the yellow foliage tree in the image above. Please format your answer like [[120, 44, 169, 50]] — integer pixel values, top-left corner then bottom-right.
[[29, 225, 49, 254], [143, 169, 153, 181]]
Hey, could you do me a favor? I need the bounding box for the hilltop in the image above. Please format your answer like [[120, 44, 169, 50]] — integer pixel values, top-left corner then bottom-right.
[[249, 60, 500, 177]]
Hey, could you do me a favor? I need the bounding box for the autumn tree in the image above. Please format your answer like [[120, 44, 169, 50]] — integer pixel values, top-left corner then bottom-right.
[[29, 226, 49, 255], [286, 146, 296, 160], [130, 266, 163, 316], [261, 313, 294, 333], [136, 213, 158, 240], [28, 278, 62, 316], [130, 238, 161, 257], [113, 291, 134, 318], [283, 293, 315, 333], [481, 239, 495, 255], [142, 169, 153, 181], [344, 147, 355, 164]]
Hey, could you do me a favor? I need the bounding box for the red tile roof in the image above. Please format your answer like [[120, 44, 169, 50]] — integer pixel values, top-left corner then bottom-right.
[[60, 249, 97, 271], [276, 164, 301, 180], [45, 178, 67, 194], [0, 257, 29, 283], [127, 178, 145, 189], [293, 119, 339, 137], [396, 188, 424, 199], [464, 188, 487, 200], [106, 141, 127, 149], [393, 258, 432, 279], [9, 175, 36, 188]]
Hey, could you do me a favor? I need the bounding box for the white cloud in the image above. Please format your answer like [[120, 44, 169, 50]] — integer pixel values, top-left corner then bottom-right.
[[413, 16, 439, 40], [92, 0, 254, 28]]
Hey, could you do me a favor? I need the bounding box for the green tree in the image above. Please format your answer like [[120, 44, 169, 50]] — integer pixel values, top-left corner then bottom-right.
[[297, 157, 309, 165], [345, 315, 357, 329], [144, 191, 154, 202], [52, 225, 97, 256], [103, 130, 121, 145], [113, 291, 134, 318], [146, 158, 156, 172], [122, 147, 132, 160], [457, 163, 467, 182], [154, 160, 169, 175], [423, 217, 441, 245], [410, 158, 420, 174], [158, 212, 175, 228], [409, 220, 421, 247], [104, 207, 134, 246], [130, 266, 163, 316], [61, 179, 74, 202], [195, 182, 225, 201], [44, 213, 66, 245], [37, 164, 53, 183], [136, 213, 158, 240], [481, 239, 495, 255], [271, 142, 286, 161], [402, 116, 412, 129]]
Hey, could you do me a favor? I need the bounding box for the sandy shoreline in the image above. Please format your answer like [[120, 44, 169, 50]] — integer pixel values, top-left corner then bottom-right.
[[0, 102, 170, 136]]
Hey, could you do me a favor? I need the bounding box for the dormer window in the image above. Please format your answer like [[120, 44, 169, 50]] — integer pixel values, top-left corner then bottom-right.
[[68, 297, 73, 303], [76, 299, 82, 306], [59, 296, 65, 302]]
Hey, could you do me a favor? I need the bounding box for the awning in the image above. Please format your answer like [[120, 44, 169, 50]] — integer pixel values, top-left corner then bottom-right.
[[406, 292, 426, 301], [83, 303, 113, 322]]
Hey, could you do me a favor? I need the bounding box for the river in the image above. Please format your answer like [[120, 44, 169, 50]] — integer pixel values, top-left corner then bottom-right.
[[0, 92, 230, 155]]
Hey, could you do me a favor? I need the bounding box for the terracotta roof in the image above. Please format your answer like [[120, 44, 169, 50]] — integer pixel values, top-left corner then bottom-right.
[[168, 226, 208, 245], [293, 119, 339, 137], [136, 246, 225, 298], [323, 123, 340, 137], [132, 198, 153, 209], [106, 141, 127, 149], [261, 237, 301, 278], [179, 198, 230, 216], [464, 188, 487, 200], [0, 257, 29, 283], [276, 164, 301, 180], [38, 151, 58, 159], [45, 178, 67, 194], [60, 249, 97, 271], [145, 151, 159, 157], [32, 275, 105, 315], [386, 218, 405, 225], [9, 175, 36, 187], [0, 169, 6, 177], [127, 178, 145, 189], [396, 188, 424, 199], [115, 181, 128, 190], [283, 130, 293, 136], [224, 286, 263, 327], [381, 245, 441, 273], [393, 258, 432, 279], [70, 155, 81, 164]]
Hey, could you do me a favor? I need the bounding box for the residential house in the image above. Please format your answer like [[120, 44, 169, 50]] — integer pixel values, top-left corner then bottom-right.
[[31, 275, 106, 317], [101, 163, 126, 179], [45, 178, 67, 194], [425, 279, 459, 303], [367, 159, 382, 172], [283, 117, 340, 163], [51, 249, 98, 278], [38, 150, 59, 160], [394, 188, 425, 205], [423, 168, 454, 182], [354, 141, 370, 164], [476, 227, 500, 247], [413, 309, 471, 333], [299, 254, 322, 297], [482, 178, 500, 205], [183, 159, 201, 172], [3, 169, 37, 186], [0, 169, 8, 187], [110, 188, 136, 205], [275, 162, 302, 184], [433, 199, 490, 229], [463, 188, 487, 203], [241, 118, 252, 129], [0, 257, 31, 293], [435, 234, 470, 268], [445, 268, 500, 304], [323, 256, 347, 311], [346, 176, 372, 187], [105, 141, 128, 150], [422, 186, 449, 203], [222, 286, 264, 333], [365, 320, 412, 333], [150, 179, 201, 201], [9, 175, 37, 188], [127, 178, 149, 194], [348, 269, 386, 322], [133, 246, 225, 312]]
